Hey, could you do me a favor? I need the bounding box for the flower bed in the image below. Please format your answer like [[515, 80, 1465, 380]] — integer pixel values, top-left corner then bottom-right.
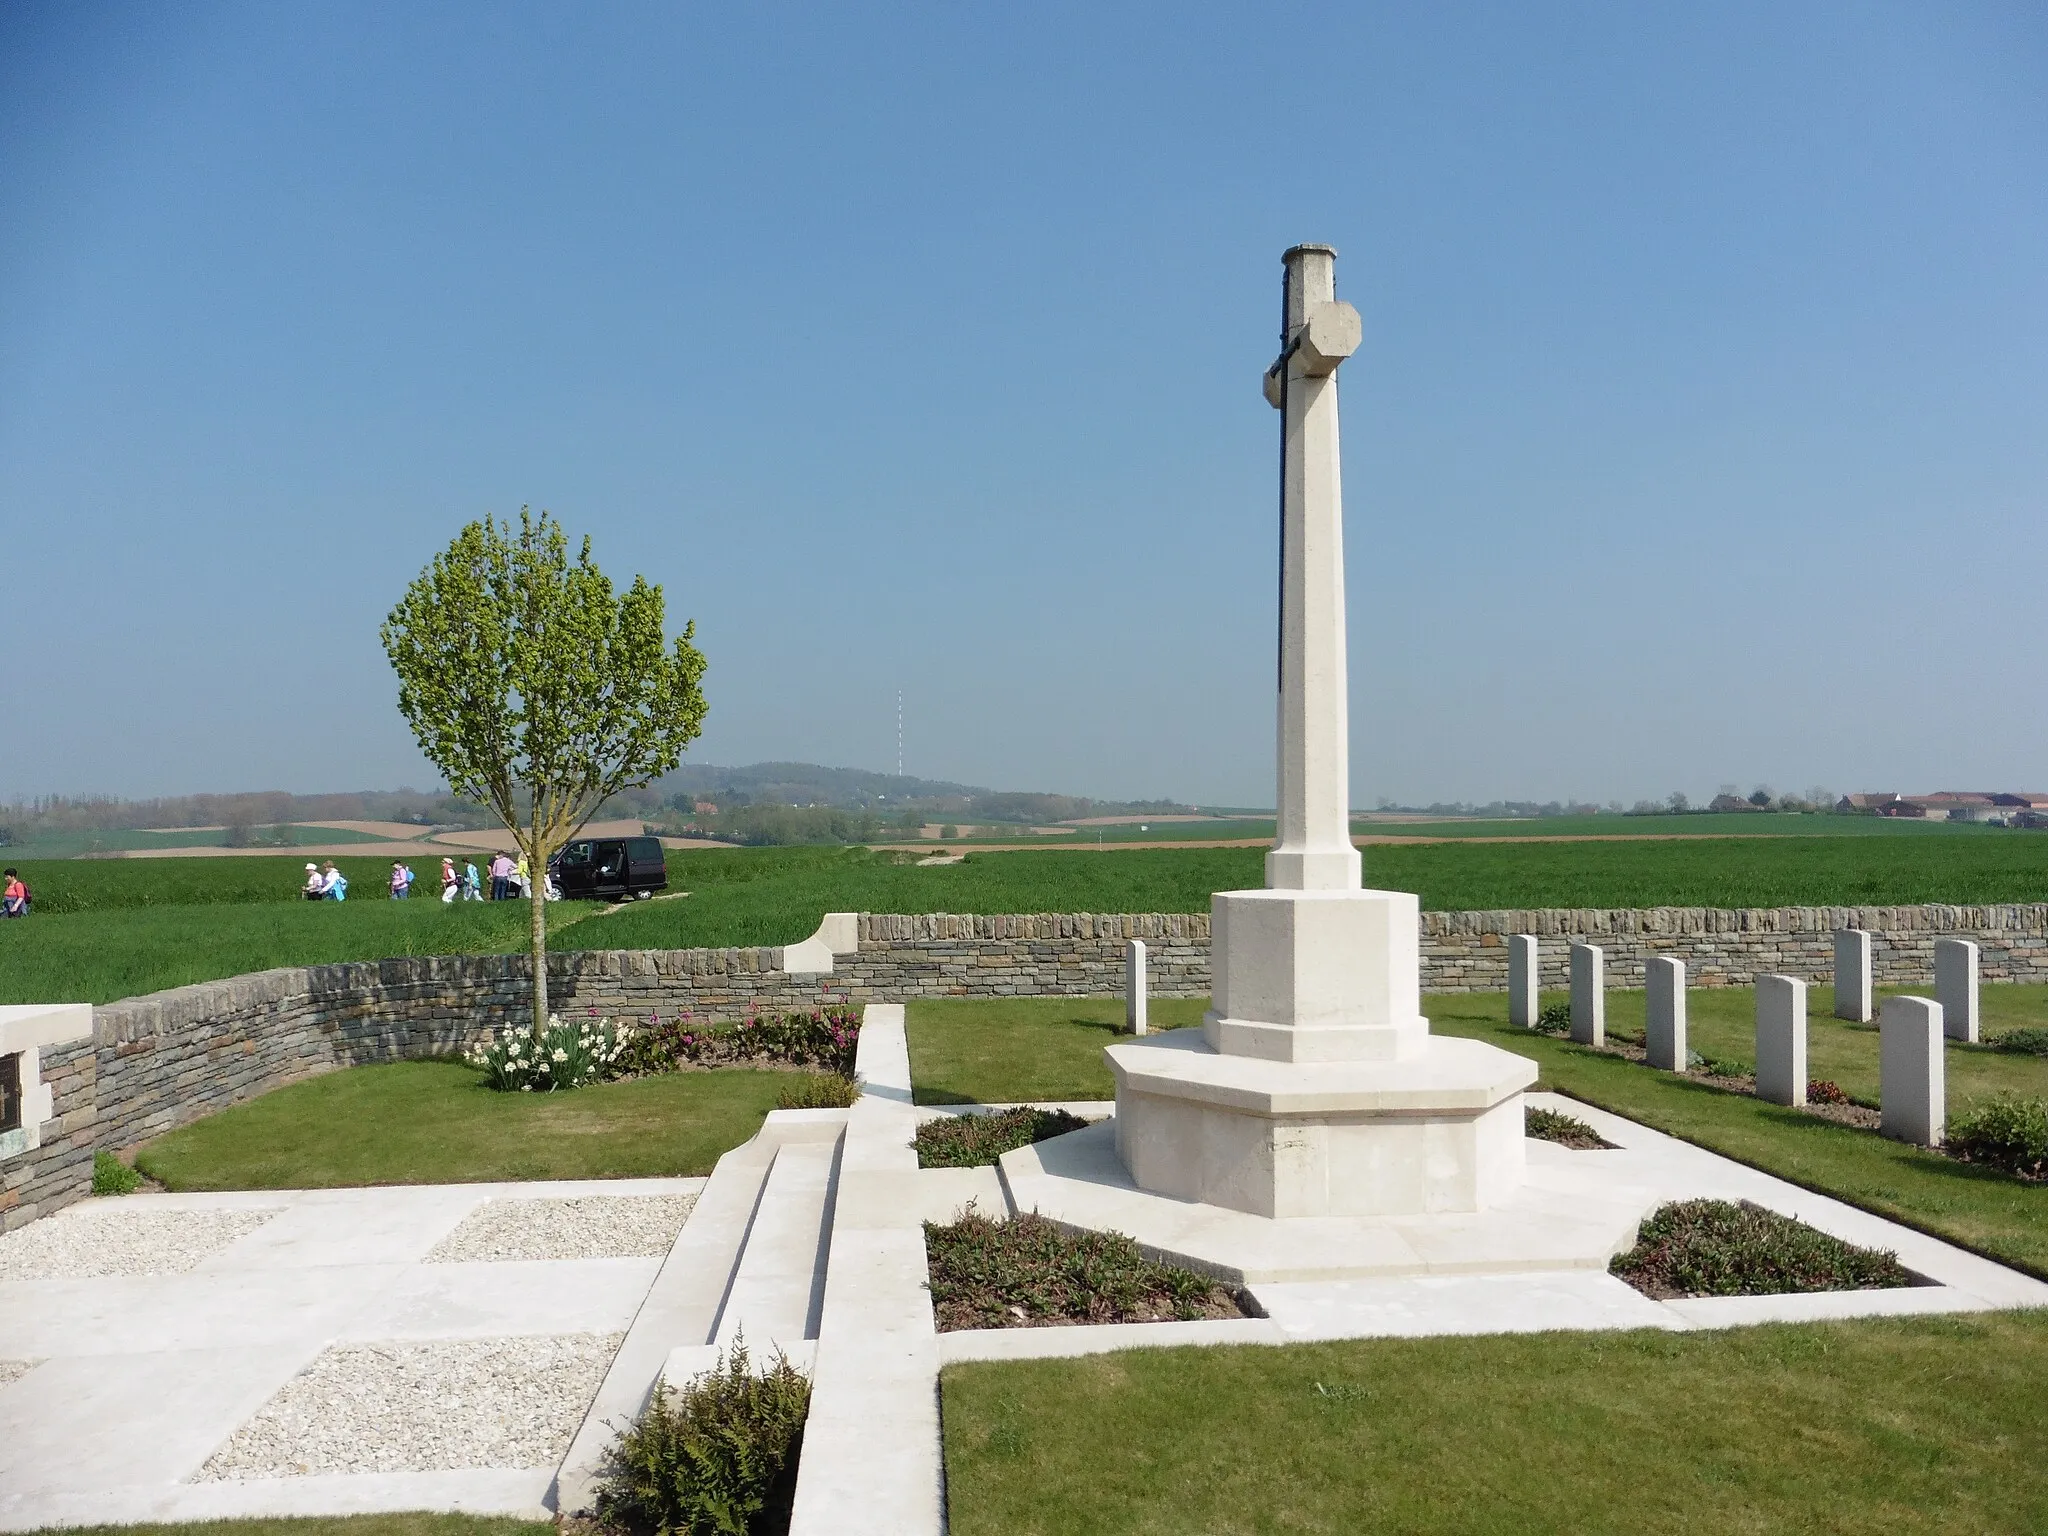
[[1610, 1198, 1912, 1300], [1524, 1106, 1616, 1149], [469, 1014, 631, 1091], [616, 1008, 860, 1079], [923, 1207, 1247, 1331], [914, 1107, 1089, 1169]]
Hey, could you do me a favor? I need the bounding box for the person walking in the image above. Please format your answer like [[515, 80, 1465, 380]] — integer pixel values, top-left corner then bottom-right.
[[389, 862, 410, 899], [488, 851, 513, 901], [2, 868, 28, 918], [462, 860, 482, 900], [320, 861, 348, 900], [440, 857, 459, 903], [512, 854, 531, 899], [302, 862, 324, 900]]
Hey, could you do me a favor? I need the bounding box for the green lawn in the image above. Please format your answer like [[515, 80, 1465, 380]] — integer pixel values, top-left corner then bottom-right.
[[132, 1059, 788, 1188], [907, 996, 1211, 1104], [942, 1311, 2048, 1535]]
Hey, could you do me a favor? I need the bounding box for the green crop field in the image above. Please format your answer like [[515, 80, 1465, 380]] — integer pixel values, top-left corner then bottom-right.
[[4, 834, 2045, 1005], [937, 812, 2010, 845]]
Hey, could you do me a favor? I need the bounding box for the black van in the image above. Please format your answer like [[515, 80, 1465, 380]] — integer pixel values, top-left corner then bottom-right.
[[551, 836, 669, 901]]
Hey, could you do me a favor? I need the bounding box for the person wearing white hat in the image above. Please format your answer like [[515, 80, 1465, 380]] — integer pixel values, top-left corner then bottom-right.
[[440, 857, 459, 903], [302, 862, 324, 900]]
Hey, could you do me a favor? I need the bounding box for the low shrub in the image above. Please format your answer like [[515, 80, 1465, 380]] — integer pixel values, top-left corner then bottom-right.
[[923, 1207, 1245, 1330], [1701, 1057, 1752, 1081], [1989, 1028, 2048, 1058], [618, 1009, 860, 1079], [1610, 1198, 1911, 1299], [776, 1072, 860, 1110], [595, 1335, 810, 1536], [1946, 1094, 2048, 1180], [1807, 1079, 1850, 1105], [1531, 1003, 1572, 1036], [914, 1107, 1089, 1169], [467, 1013, 630, 1092], [92, 1149, 140, 1195], [1524, 1106, 1616, 1149]]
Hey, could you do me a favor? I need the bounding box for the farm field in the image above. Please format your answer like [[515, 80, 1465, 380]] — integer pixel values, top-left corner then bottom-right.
[[925, 812, 2019, 845], [5, 835, 2046, 1004]]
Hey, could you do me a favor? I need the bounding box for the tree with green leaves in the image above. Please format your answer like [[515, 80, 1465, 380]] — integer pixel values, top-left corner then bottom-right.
[[381, 508, 708, 1036]]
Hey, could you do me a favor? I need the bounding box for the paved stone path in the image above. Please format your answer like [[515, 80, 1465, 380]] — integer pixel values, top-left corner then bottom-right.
[[0, 1178, 701, 1532]]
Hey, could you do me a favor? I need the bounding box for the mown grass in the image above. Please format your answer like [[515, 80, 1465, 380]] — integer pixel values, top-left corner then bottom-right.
[[132, 1058, 787, 1187], [941, 1311, 2048, 1535], [907, 996, 1209, 1105]]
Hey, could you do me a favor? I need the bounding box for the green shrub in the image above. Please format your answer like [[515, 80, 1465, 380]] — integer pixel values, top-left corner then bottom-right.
[[466, 1012, 629, 1091], [776, 1072, 859, 1110], [914, 1107, 1089, 1169], [1524, 1106, 1615, 1149], [92, 1149, 141, 1195], [1701, 1057, 1752, 1080], [923, 1207, 1244, 1331], [1989, 1028, 2048, 1058], [595, 1336, 811, 1536], [1946, 1094, 2048, 1180], [1611, 1198, 1911, 1299], [1531, 1003, 1572, 1036]]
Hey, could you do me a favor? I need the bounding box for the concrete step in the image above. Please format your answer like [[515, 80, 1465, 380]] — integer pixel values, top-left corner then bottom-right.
[[711, 1139, 838, 1354]]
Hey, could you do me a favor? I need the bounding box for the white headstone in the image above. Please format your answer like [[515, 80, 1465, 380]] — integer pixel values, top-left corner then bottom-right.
[[1646, 956, 1687, 1071], [1833, 929, 1873, 1022], [1125, 938, 1148, 1037], [1569, 943, 1604, 1047], [1754, 975, 1807, 1106], [1934, 938, 1979, 1043], [1880, 995, 1945, 1146], [1508, 934, 1539, 1028]]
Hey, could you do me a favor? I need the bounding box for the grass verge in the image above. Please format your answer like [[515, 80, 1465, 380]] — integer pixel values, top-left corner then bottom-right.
[[133, 1059, 788, 1189], [906, 996, 1207, 1104], [23, 1520, 548, 1536], [941, 1311, 2048, 1535]]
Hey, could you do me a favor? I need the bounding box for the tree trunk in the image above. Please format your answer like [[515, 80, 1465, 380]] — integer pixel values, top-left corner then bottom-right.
[[528, 840, 550, 1038]]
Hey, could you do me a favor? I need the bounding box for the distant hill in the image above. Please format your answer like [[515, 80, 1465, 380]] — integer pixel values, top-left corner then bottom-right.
[[652, 761, 982, 810]]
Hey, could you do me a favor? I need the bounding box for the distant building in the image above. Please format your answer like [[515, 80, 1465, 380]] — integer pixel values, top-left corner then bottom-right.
[[1840, 791, 2048, 825]]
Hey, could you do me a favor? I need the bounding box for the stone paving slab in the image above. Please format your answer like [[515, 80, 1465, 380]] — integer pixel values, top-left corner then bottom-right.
[[0, 1177, 701, 1534]]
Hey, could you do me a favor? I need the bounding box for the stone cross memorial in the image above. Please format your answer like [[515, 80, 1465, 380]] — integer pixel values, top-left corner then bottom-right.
[[1104, 245, 1536, 1219]]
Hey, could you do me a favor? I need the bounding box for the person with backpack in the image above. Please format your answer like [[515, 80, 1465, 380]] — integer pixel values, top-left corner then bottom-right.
[[390, 862, 409, 899], [320, 862, 348, 901], [2, 869, 28, 918]]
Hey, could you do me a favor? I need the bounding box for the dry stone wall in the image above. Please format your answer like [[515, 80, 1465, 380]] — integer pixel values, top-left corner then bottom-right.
[[11, 902, 2045, 1232]]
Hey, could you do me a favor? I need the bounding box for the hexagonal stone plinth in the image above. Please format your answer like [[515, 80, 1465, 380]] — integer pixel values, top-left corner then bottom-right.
[[1107, 1029, 1538, 1219]]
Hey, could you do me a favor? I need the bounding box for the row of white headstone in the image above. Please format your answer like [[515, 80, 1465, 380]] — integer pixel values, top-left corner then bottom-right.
[[1507, 931, 1981, 1147]]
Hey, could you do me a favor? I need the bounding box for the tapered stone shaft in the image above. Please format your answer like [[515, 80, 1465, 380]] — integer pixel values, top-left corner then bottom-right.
[[1267, 244, 1363, 893]]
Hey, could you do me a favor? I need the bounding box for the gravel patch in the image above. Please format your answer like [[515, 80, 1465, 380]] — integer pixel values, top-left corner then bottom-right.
[[198, 1333, 622, 1479], [0, 1359, 37, 1389], [427, 1194, 695, 1263], [0, 1206, 281, 1281]]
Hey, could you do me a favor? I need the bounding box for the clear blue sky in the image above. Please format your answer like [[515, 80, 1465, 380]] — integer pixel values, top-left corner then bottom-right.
[[4, 2, 2043, 808]]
